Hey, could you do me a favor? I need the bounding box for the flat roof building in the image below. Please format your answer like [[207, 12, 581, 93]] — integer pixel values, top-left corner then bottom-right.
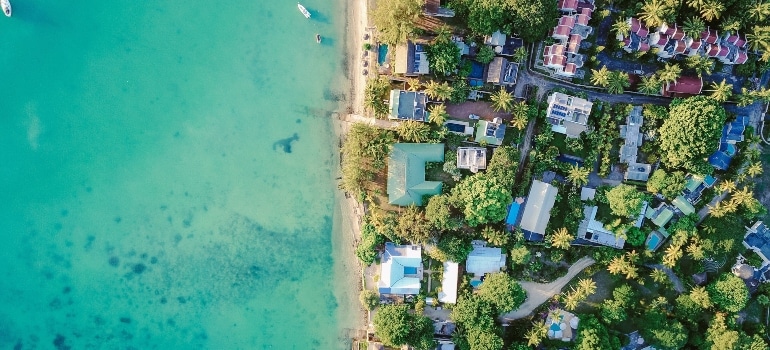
[[546, 92, 592, 138], [520, 180, 558, 240]]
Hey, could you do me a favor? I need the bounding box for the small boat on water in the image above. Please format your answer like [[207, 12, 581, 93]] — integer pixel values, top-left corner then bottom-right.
[[297, 3, 310, 19], [316, 34, 321, 44], [2, 0, 11, 17]]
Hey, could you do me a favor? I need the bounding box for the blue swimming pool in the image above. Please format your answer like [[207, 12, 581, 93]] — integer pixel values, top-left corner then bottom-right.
[[550, 323, 561, 331], [647, 234, 660, 251], [378, 44, 389, 66], [404, 266, 417, 274], [470, 280, 482, 288]]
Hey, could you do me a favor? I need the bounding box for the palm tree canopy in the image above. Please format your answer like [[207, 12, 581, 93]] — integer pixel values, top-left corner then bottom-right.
[[638, 0, 670, 28], [708, 79, 733, 102], [682, 17, 705, 39], [490, 88, 514, 112], [639, 75, 661, 95], [607, 71, 630, 94], [590, 66, 610, 87], [699, 0, 724, 21], [613, 19, 631, 37]]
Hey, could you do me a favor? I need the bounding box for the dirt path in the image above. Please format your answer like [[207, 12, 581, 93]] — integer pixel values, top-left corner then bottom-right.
[[647, 264, 686, 293], [500, 256, 596, 320]]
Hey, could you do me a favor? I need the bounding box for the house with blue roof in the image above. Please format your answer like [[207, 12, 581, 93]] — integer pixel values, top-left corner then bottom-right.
[[708, 116, 749, 170], [378, 243, 423, 295], [744, 221, 770, 267], [388, 89, 429, 121]]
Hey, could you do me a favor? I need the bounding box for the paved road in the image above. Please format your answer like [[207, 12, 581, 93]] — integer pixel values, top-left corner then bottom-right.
[[696, 189, 729, 224], [647, 264, 686, 293], [500, 256, 596, 320]]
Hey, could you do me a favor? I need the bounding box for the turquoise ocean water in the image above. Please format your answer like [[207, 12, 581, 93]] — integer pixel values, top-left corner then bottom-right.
[[0, 0, 357, 348]]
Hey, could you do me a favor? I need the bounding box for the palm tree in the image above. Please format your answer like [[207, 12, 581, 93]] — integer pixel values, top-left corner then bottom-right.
[[638, 75, 661, 95], [721, 198, 739, 214], [736, 87, 757, 107], [650, 269, 668, 283], [683, 17, 705, 39], [607, 256, 627, 275], [577, 278, 597, 297], [747, 25, 770, 52], [752, 87, 770, 102], [690, 286, 712, 308], [566, 164, 590, 187], [512, 47, 528, 63], [405, 77, 421, 92], [396, 120, 431, 142], [686, 0, 707, 10], [607, 71, 630, 94], [490, 88, 514, 112], [708, 202, 727, 218], [732, 187, 754, 205], [551, 227, 574, 250], [428, 104, 448, 125], [747, 162, 763, 177], [718, 179, 736, 193], [721, 16, 742, 32], [708, 79, 733, 102], [699, 0, 725, 21], [749, 2, 770, 22], [687, 240, 705, 260], [510, 101, 529, 131], [662, 243, 683, 268], [638, 0, 669, 28], [525, 322, 548, 346], [656, 63, 682, 84], [613, 18, 631, 38], [590, 65, 611, 87], [684, 55, 713, 77], [563, 291, 580, 311], [424, 80, 452, 101]]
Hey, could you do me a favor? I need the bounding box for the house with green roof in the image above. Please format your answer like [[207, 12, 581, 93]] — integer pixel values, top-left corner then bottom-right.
[[646, 203, 674, 227], [672, 195, 695, 215], [387, 143, 445, 206], [475, 118, 506, 146]]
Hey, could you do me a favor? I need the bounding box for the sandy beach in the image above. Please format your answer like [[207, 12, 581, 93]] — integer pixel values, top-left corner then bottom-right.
[[332, 0, 372, 337]]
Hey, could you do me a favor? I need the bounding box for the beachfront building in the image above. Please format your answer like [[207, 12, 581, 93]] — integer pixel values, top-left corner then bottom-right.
[[475, 118, 507, 146], [575, 206, 625, 249], [456, 147, 487, 173], [394, 41, 430, 76], [520, 180, 558, 241], [619, 106, 652, 182], [388, 89, 428, 121], [486, 57, 518, 86], [378, 243, 423, 295], [545, 92, 592, 138], [387, 143, 444, 206], [661, 76, 703, 97], [466, 240, 506, 279], [617, 19, 749, 65], [438, 261, 459, 304], [709, 116, 749, 170]]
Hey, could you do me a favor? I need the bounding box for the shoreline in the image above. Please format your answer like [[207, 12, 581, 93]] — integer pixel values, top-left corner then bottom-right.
[[332, 0, 371, 339]]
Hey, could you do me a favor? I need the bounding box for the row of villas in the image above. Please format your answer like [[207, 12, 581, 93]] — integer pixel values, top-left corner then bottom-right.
[[618, 18, 749, 65], [541, 0, 596, 77]]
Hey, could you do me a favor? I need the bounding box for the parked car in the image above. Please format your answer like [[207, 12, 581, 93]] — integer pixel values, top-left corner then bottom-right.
[[469, 114, 480, 120]]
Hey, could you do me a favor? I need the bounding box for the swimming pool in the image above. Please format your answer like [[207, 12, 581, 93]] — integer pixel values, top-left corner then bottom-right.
[[378, 44, 389, 66], [404, 266, 417, 274], [647, 234, 660, 251]]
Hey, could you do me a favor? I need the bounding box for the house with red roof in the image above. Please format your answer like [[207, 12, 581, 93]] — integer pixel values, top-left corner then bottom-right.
[[541, 3, 594, 78], [661, 76, 703, 97]]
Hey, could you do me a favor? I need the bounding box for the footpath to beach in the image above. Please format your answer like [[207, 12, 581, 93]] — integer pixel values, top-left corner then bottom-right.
[[501, 257, 596, 320]]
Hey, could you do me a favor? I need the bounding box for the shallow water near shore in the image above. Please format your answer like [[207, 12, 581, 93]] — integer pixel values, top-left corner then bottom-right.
[[0, 0, 357, 348]]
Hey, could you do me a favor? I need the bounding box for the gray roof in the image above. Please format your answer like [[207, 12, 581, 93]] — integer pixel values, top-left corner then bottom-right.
[[466, 242, 506, 276], [624, 163, 651, 181], [486, 57, 518, 85], [389, 90, 428, 121], [520, 180, 558, 235]]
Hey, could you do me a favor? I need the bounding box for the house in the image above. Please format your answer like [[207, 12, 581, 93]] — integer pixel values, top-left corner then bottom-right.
[[544, 309, 580, 342], [388, 90, 428, 121], [672, 195, 695, 215], [542, 6, 594, 78], [434, 320, 457, 339], [520, 180, 559, 241], [486, 57, 518, 86], [619, 106, 651, 181], [465, 241, 506, 276], [708, 116, 749, 170], [645, 229, 669, 251], [682, 173, 716, 203], [506, 197, 525, 229], [378, 243, 423, 295], [394, 41, 430, 76], [646, 203, 674, 227], [580, 187, 596, 201], [485, 30, 507, 47], [387, 143, 445, 206], [475, 118, 507, 146], [576, 206, 626, 249], [744, 221, 770, 266], [457, 147, 487, 173], [444, 120, 474, 135], [438, 262, 459, 304], [499, 37, 525, 56], [422, 0, 455, 17], [661, 76, 703, 97], [546, 92, 592, 138], [625, 163, 652, 182]]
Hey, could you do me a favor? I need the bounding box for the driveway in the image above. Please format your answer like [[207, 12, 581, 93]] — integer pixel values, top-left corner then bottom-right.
[[446, 101, 510, 121], [500, 256, 596, 320]]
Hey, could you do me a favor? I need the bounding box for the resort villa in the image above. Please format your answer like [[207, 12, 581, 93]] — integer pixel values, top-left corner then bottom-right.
[[394, 40, 430, 76], [619, 106, 651, 181], [475, 118, 507, 146], [661, 75, 703, 97], [520, 180, 559, 241], [387, 143, 444, 206], [709, 116, 750, 170], [486, 56, 518, 86], [456, 147, 487, 173], [388, 89, 428, 121], [545, 92, 592, 138], [575, 206, 626, 249], [378, 243, 423, 295], [466, 241, 506, 280], [541, 0, 595, 77]]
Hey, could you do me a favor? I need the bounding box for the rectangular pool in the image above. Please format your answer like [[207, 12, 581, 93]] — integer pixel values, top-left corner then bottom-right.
[[378, 44, 388, 66]]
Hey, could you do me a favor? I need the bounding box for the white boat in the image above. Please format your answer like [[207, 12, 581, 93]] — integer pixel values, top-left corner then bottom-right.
[[316, 34, 321, 43], [297, 3, 310, 19], [1, 0, 11, 17]]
